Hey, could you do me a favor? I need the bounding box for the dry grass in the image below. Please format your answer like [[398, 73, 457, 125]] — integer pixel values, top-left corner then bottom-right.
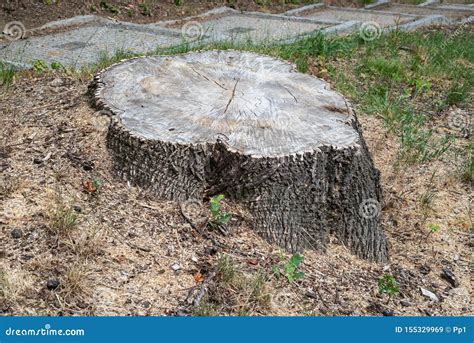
[[0, 264, 34, 311], [48, 200, 78, 236], [58, 264, 92, 303], [193, 254, 271, 316]]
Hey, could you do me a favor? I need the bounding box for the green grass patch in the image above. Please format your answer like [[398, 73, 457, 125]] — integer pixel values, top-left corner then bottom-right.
[[0, 63, 16, 87], [245, 29, 471, 165]]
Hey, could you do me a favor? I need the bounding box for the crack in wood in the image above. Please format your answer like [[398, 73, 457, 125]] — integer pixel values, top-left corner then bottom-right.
[[191, 66, 228, 91], [283, 85, 298, 103], [224, 78, 240, 114]]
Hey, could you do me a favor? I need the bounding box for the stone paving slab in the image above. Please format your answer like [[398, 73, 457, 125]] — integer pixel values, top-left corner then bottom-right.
[[385, 14, 452, 31], [365, 0, 391, 10], [36, 15, 108, 31], [428, 3, 474, 12], [0, 3, 471, 70], [287, 6, 419, 27], [375, 3, 473, 20], [159, 10, 336, 44], [0, 22, 183, 69]]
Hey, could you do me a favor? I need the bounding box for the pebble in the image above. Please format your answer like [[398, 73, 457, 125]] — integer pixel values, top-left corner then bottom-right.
[[82, 162, 94, 171], [167, 245, 175, 255], [382, 308, 394, 316], [419, 264, 431, 275], [79, 302, 90, 310], [204, 247, 218, 256], [400, 299, 412, 307], [50, 78, 65, 87], [441, 268, 459, 288], [171, 263, 181, 271], [420, 287, 439, 302], [46, 279, 60, 290], [73, 205, 82, 213], [11, 228, 23, 239]]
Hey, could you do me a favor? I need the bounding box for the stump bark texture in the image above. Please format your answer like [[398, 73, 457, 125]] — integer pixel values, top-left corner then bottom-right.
[[93, 50, 388, 262]]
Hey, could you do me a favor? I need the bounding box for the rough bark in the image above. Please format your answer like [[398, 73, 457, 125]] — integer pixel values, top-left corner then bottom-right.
[[92, 50, 388, 262]]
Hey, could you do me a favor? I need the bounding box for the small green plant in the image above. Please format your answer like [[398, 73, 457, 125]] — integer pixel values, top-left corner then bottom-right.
[[32, 60, 48, 73], [428, 223, 440, 234], [425, 223, 441, 240], [139, 2, 152, 16], [50, 61, 63, 70], [273, 254, 305, 283], [174, 0, 183, 6], [99, 0, 119, 14], [284, 254, 305, 282], [413, 78, 431, 96], [208, 194, 231, 227], [378, 273, 399, 297], [92, 178, 103, 193]]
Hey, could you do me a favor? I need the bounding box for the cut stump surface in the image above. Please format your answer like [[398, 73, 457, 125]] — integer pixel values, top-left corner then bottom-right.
[[93, 50, 388, 262]]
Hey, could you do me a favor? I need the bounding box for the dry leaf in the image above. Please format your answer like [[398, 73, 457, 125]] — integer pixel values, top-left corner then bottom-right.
[[194, 272, 204, 283], [82, 180, 97, 193], [114, 254, 127, 263], [247, 258, 258, 266]]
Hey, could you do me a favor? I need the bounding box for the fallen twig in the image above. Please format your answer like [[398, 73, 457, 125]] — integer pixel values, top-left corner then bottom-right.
[[193, 270, 217, 308], [179, 202, 208, 234]]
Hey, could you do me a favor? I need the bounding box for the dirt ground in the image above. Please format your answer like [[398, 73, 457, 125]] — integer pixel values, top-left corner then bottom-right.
[[1, 0, 322, 30], [0, 37, 471, 315], [4, 0, 471, 31]]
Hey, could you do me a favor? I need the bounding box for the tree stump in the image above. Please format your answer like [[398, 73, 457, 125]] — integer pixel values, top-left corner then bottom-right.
[[93, 50, 388, 262]]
